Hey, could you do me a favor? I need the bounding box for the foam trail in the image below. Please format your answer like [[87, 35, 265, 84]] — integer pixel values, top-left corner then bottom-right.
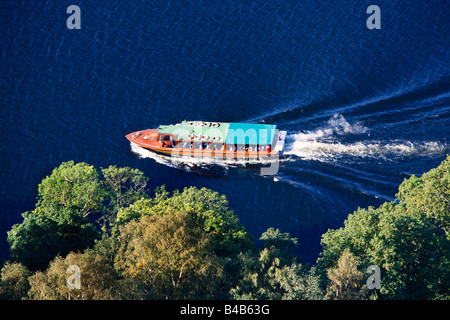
[[284, 114, 449, 161], [130, 143, 180, 168], [326, 113, 368, 135]]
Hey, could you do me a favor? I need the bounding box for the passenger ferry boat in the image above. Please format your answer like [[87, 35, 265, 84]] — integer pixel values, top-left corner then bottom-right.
[[126, 121, 287, 160]]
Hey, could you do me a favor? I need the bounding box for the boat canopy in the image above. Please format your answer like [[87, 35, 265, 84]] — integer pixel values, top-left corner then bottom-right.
[[157, 121, 278, 146]]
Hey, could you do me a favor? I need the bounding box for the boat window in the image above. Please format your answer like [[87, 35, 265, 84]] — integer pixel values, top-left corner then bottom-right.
[[202, 143, 209, 150], [237, 144, 245, 151], [227, 144, 236, 152], [178, 141, 189, 149], [159, 134, 170, 142], [161, 139, 173, 148], [210, 143, 224, 150], [248, 144, 257, 151]]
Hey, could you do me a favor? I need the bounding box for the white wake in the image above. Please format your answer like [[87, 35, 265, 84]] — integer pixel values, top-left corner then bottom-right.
[[284, 114, 448, 161]]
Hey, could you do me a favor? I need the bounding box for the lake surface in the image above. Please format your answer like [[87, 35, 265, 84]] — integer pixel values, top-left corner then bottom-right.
[[1, 1, 449, 263]]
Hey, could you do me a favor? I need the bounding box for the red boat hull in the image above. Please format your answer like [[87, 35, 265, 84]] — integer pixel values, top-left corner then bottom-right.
[[126, 129, 278, 160]]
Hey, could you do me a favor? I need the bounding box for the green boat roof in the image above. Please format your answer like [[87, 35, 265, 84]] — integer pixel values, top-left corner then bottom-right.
[[157, 121, 277, 145]]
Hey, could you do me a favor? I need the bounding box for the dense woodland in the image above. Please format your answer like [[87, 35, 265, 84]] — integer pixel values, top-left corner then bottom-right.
[[0, 156, 449, 300]]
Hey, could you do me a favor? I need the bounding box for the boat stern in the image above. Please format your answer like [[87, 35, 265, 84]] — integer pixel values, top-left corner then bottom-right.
[[274, 130, 287, 153]]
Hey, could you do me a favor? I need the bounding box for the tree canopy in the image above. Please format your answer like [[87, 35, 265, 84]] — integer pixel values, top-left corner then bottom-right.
[[36, 161, 103, 217], [1, 157, 449, 300], [396, 155, 450, 237], [7, 207, 99, 271], [114, 212, 224, 299], [318, 155, 450, 299], [117, 186, 254, 257]]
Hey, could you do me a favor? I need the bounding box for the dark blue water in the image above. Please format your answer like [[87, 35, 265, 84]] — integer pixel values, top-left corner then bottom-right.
[[1, 1, 449, 263]]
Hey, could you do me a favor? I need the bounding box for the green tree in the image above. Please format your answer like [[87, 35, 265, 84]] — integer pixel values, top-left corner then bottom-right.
[[100, 165, 149, 232], [326, 249, 368, 300], [396, 155, 450, 237], [318, 156, 450, 299], [260, 228, 298, 255], [36, 161, 104, 217], [114, 212, 224, 299], [278, 264, 325, 300], [231, 228, 299, 300], [319, 204, 449, 299], [7, 206, 99, 271], [117, 186, 253, 257], [370, 204, 449, 299], [28, 251, 120, 300], [0, 262, 31, 300]]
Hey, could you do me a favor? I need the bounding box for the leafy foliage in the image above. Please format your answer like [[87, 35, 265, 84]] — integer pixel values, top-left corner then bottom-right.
[[114, 212, 224, 299], [326, 249, 368, 300], [100, 165, 149, 232], [101, 165, 149, 211], [278, 264, 325, 300], [7, 206, 99, 271], [0, 262, 31, 300], [117, 186, 253, 257], [2, 157, 449, 300], [36, 161, 103, 217], [28, 251, 120, 300], [396, 155, 450, 237], [230, 228, 324, 300], [318, 156, 450, 299]]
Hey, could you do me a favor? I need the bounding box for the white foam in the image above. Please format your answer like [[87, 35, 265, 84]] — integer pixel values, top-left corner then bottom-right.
[[327, 113, 368, 135], [130, 142, 179, 168], [284, 114, 448, 161]]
